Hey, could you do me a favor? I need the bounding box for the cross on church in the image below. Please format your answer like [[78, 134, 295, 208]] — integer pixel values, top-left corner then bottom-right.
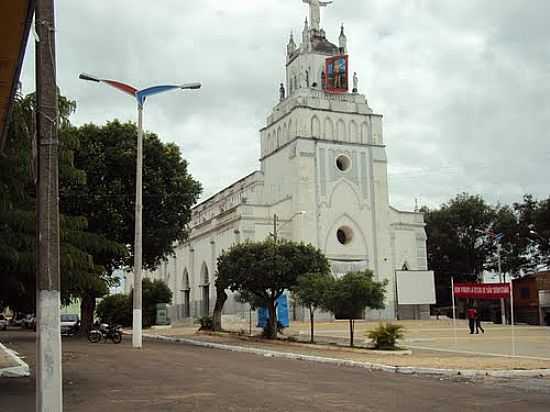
[[303, 0, 333, 31]]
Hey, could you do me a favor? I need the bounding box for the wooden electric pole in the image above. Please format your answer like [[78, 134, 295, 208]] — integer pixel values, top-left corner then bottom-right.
[[35, 0, 63, 410]]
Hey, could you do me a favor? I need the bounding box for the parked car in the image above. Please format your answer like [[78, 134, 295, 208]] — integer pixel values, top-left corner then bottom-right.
[[60, 314, 80, 335], [22, 314, 36, 329], [10, 313, 25, 327], [0, 314, 8, 330]]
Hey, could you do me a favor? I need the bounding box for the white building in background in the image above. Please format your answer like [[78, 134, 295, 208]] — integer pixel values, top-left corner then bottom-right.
[[127, 2, 431, 322]]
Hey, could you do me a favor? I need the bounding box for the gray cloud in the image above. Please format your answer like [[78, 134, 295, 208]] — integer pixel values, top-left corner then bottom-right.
[[21, 0, 550, 210]]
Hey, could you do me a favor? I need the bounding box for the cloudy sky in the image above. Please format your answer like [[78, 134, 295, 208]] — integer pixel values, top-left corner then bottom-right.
[[21, 0, 550, 210]]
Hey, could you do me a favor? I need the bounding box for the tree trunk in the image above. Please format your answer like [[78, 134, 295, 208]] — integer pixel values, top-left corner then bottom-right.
[[267, 300, 278, 339], [309, 306, 315, 344], [212, 287, 227, 331], [349, 318, 355, 347], [80, 294, 96, 336]]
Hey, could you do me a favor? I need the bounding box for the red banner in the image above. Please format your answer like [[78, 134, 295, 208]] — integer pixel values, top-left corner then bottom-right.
[[453, 283, 510, 300]]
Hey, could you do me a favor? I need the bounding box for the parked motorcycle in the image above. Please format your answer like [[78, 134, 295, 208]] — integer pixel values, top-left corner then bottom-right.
[[61, 321, 80, 337], [88, 323, 122, 344]]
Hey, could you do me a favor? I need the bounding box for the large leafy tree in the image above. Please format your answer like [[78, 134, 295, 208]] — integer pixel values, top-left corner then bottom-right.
[[423, 192, 550, 307], [66, 120, 202, 270], [62, 120, 201, 332], [516, 194, 550, 269], [215, 240, 330, 338], [324, 271, 386, 347], [0, 93, 125, 316], [422, 193, 497, 306], [1, 94, 201, 335]]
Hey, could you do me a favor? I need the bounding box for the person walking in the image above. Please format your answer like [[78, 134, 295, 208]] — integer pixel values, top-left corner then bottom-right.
[[475, 311, 485, 334], [467, 306, 477, 334]]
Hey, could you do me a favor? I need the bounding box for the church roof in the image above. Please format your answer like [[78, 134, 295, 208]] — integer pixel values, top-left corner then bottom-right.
[[310, 31, 339, 55]]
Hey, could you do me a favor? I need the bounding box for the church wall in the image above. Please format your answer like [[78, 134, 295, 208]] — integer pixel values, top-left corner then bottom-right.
[[128, 5, 432, 325]]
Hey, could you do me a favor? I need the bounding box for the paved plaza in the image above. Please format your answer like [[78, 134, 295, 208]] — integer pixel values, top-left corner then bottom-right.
[[2, 330, 550, 412], [289, 319, 550, 359], [151, 318, 550, 370]]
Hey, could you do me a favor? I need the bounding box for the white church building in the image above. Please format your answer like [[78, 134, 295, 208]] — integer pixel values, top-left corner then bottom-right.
[[127, 2, 432, 322]]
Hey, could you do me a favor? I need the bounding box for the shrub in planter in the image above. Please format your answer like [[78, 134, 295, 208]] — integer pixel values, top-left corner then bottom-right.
[[367, 323, 405, 350], [197, 316, 214, 331]]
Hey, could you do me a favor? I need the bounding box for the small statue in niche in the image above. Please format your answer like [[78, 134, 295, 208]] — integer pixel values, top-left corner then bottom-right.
[[279, 83, 285, 101], [305, 70, 310, 88], [352, 72, 358, 93], [321, 71, 326, 90]]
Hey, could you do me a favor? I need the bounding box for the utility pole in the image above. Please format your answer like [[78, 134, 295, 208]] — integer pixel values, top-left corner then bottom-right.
[[497, 243, 506, 325], [35, 0, 63, 410]]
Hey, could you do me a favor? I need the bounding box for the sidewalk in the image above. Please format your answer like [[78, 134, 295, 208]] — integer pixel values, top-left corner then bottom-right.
[[0, 340, 30, 378]]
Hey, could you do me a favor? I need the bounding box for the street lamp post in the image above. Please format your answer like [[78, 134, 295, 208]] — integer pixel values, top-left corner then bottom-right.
[[272, 210, 307, 243], [79, 74, 201, 348], [530, 229, 549, 269], [270, 211, 306, 326], [476, 229, 506, 324]]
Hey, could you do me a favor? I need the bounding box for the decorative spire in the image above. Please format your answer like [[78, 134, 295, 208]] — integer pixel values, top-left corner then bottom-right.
[[287, 32, 296, 55], [302, 17, 310, 51], [339, 23, 347, 54]]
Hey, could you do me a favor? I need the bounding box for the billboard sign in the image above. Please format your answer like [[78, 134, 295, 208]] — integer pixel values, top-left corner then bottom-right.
[[324, 55, 349, 93], [396, 271, 436, 305], [453, 283, 510, 300]]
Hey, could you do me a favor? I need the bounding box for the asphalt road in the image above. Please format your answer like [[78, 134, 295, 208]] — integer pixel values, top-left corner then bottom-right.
[[1, 330, 550, 412]]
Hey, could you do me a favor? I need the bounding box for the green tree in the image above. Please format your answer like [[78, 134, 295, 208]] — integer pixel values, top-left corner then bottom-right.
[[130, 278, 172, 327], [66, 120, 202, 270], [531, 197, 550, 266], [62, 120, 201, 332], [0, 93, 125, 318], [422, 193, 497, 306], [325, 271, 386, 347], [96, 294, 132, 326], [291, 273, 334, 343], [215, 240, 329, 338]]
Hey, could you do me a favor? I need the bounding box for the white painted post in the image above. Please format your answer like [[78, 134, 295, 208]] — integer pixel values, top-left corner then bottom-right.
[[497, 243, 506, 325], [510, 279, 516, 356], [132, 104, 144, 348], [451, 277, 457, 346], [36, 0, 63, 409]]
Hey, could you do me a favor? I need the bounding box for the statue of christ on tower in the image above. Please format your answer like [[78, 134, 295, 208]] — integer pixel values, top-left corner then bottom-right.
[[303, 0, 333, 31]]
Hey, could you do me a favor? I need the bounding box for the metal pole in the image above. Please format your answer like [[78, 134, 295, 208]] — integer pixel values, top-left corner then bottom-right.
[[451, 277, 457, 347], [35, 0, 63, 409], [132, 104, 144, 348], [273, 214, 278, 243], [497, 243, 506, 325], [394, 271, 399, 320], [510, 279, 516, 356]]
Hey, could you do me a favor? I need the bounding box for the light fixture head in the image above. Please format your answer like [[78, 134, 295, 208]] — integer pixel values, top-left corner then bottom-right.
[[79, 73, 100, 82], [180, 82, 202, 90]]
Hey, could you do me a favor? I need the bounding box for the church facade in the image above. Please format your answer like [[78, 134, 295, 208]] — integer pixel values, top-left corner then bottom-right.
[[127, 3, 430, 322]]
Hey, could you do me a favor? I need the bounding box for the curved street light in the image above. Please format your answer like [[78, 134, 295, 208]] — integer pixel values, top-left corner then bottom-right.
[[79, 73, 201, 348], [272, 210, 306, 242]]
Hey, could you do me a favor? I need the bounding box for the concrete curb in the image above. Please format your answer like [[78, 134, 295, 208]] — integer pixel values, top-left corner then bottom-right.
[[141, 333, 550, 379], [0, 341, 30, 378]]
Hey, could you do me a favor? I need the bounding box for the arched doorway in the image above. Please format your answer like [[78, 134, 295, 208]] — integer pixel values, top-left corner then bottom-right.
[[200, 263, 210, 317], [182, 269, 191, 318]]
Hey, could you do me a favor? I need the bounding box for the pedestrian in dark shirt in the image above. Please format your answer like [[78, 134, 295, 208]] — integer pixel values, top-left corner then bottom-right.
[[475, 312, 485, 334]]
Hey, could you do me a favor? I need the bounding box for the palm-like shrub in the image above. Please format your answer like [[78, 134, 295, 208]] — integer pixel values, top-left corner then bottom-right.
[[367, 323, 405, 350]]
